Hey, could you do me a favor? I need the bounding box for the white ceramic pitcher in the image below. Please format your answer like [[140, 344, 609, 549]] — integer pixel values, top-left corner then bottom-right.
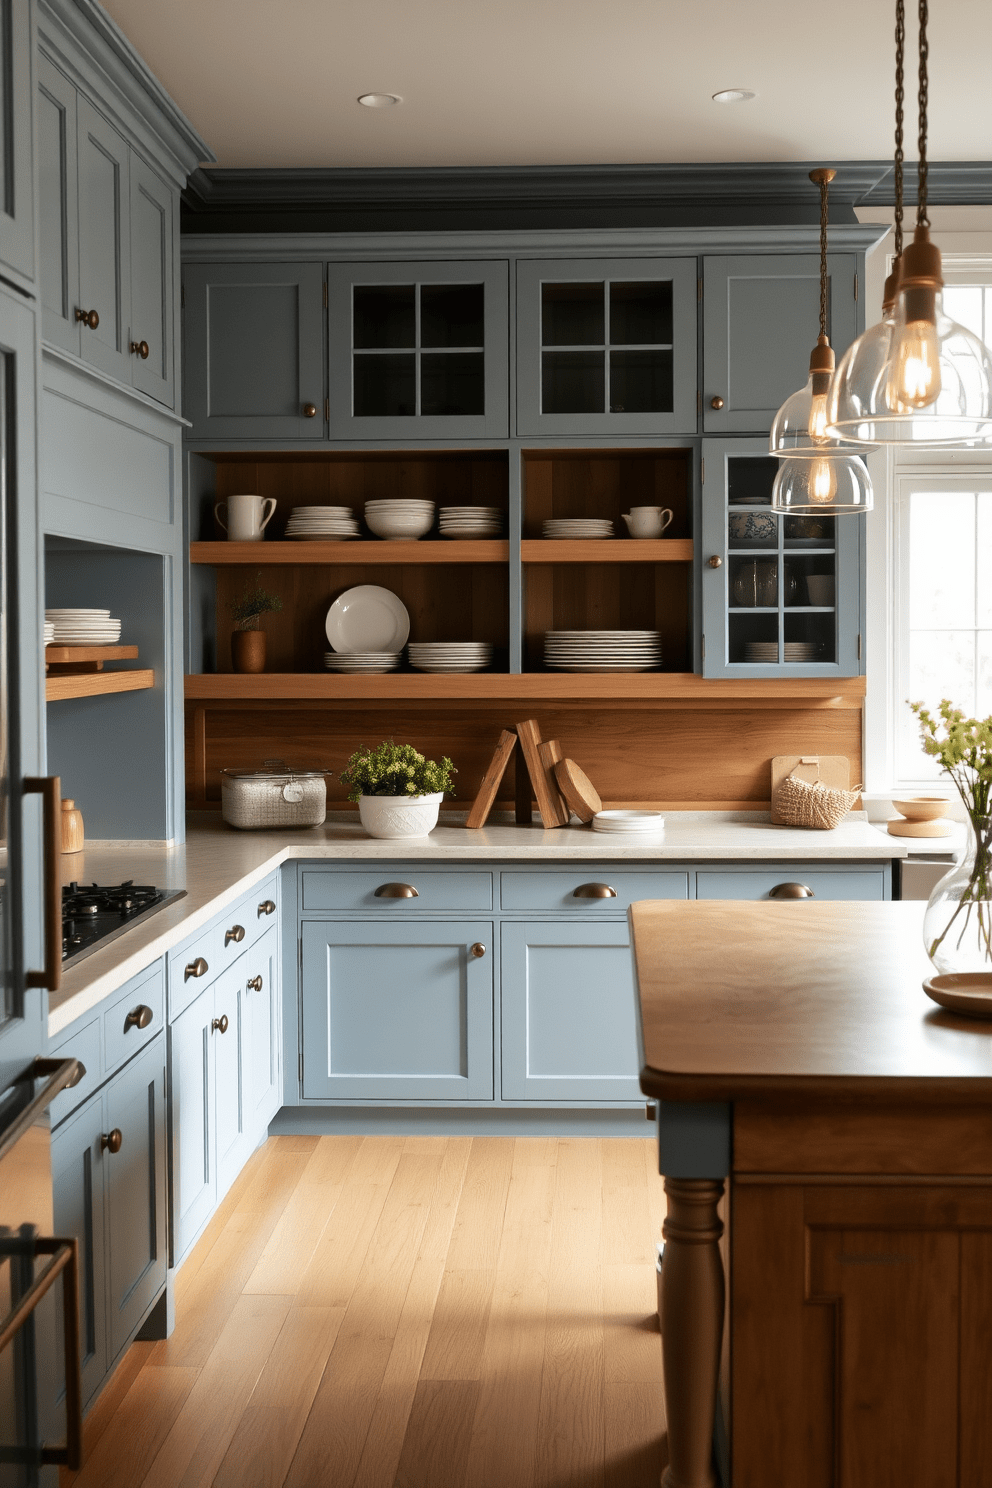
[[215, 493, 277, 542], [621, 506, 673, 539]]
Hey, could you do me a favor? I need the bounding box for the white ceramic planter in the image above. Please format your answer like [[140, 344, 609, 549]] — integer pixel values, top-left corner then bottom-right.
[[358, 792, 444, 839]]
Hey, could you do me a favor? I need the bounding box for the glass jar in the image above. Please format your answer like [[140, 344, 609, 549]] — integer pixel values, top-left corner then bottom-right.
[[923, 813, 992, 973]]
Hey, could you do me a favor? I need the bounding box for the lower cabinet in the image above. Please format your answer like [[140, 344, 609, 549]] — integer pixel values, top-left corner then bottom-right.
[[245, 925, 281, 1134]]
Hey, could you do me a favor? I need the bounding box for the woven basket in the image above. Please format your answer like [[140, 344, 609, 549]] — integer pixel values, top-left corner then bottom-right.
[[775, 772, 862, 830]]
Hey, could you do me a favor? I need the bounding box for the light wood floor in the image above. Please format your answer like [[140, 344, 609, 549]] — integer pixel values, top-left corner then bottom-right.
[[62, 1135, 669, 1488]]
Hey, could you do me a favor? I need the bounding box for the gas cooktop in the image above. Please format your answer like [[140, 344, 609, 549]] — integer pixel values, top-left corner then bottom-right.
[[62, 881, 187, 969]]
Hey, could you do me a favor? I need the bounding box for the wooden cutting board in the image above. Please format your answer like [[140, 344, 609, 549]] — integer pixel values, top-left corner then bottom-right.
[[770, 755, 854, 824], [553, 758, 603, 823]]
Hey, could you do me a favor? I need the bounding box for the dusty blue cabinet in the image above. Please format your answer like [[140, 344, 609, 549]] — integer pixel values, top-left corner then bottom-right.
[[128, 153, 174, 406], [76, 95, 131, 383], [213, 963, 252, 1199], [169, 986, 215, 1263], [702, 253, 859, 433], [695, 865, 887, 900], [37, 52, 78, 353], [51, 1091, 108, 1408], [182, 261, 325, 441], [245, 925, 281, 1136], [300, 919, 494, 1101], [1, 0, 36, 285]]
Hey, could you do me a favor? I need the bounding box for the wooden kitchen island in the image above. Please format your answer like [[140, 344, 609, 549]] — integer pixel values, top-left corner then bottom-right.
[[631, 899, 992, 1488]]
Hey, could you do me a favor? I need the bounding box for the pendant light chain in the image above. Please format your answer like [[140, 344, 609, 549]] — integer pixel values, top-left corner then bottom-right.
[[917, 0, 930, 225], [894, 0, 905, 257], [818, 173, 829, 340]]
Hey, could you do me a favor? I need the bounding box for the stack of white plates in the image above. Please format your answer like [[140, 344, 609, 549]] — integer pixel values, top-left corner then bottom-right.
[[46, 609, 121, 644], [544, 630, 662, 673], [365, 499, 435, 540], [592, 810, 665, 834], [324, 651, 401, 673], [542, 518, 614, 540], [744, 641, 818, 663], [44, 620, 55, 646], [407, 641, 493, 673], [285, 506, 359, 540], [439, 506, 502, 539]]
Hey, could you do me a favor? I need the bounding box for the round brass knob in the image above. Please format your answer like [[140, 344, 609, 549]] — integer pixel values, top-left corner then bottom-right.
[[258, 899, 276, 917], [225, 924, 246, 947], [124, 1004, 153, 1033], [130, 339, 149, 359], [572, 883, 618, 899], [303, 402, 317, 418], [710, 396, 725, 410], [212, 1014, 229, 1034], [101, 1128, 123, 1154], [184, 957, 209, 981], [768, 882, 815, 900], [374, 883, 419, 899], [247, 975, 263, 992], [74, 308, 99, 329], [470, 942, 486, 958], [708, 555, 723, 568]]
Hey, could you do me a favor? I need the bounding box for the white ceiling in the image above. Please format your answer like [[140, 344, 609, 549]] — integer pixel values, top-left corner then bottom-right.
[[102, 0, 992, 171]]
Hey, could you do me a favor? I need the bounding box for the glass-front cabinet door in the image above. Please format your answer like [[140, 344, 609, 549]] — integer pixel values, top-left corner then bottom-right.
[[516, 257, 697, 436], [327, 260, 508, 439], [700, 438, 863, 678]]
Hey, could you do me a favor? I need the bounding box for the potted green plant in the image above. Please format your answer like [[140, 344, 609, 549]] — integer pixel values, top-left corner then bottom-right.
[[228, 572, 283, 673], [340, 740, 456, 839]]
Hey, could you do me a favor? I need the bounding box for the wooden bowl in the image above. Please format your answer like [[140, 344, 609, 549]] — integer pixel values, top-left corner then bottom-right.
[[891, 796, 952, 822]]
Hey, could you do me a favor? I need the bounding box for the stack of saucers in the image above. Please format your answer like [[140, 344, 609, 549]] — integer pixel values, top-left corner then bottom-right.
[[285, 506, 359, 540], [592, 810, 665, 835], [44, 620, 55, 646], [744, 640, 818, 663], [46, 609, 122, 644], [365, 499, 435, 540], [407, 641, 493, 674], [439, 506, 503, 539], [324, 651, 401, 674], [542, 518, 614, 540], [544, 630, 661, 673]]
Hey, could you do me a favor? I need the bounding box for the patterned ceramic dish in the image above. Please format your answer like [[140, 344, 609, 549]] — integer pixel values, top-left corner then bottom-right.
[[728, 509, 778, 543]]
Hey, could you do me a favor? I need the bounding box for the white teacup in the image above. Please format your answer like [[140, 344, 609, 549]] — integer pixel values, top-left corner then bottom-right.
[[622, 506, 674, 539], [215, 494, 277, 542]]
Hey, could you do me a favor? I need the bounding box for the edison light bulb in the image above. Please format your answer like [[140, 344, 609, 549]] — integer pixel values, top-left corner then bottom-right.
[[809, 459, 837, 504], [886, 318, 942, 410], [808, 390, 830, 442]]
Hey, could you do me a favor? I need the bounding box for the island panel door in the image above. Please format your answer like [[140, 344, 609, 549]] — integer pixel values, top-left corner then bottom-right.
[[301, 920, 494, 1100]]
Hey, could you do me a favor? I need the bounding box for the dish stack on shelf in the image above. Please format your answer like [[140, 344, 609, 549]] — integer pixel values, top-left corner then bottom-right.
[[744, 641, 817, 663], [542, 518, 614, 540], [544, 629, 662, 673], [44, 620, 55, 646], [323, 584, 411, 674], [284, 505, 360, 540], [364, 499, 435, 540], [592, 809, 665, 835], [324, 651, 401, 674], [438, 506, 502, 539], [408, 641, 493, 674], [46, 609, 122, 644]]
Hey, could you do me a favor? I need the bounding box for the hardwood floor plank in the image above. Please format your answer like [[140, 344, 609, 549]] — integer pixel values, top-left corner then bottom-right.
[[419, 1268, 496, 1381], [68, 1365, 198, 1488], [294, 1136, 406, 1309], [603, 1265, 664, 1384], [243, 1135, 365, 1295], [604, 1381, 667, 1488], [394, 1380, 480, 1488], [59, 1341, 155, 1486], [602, 1138, 658, 1267], [443, 1136, 515, 1272]]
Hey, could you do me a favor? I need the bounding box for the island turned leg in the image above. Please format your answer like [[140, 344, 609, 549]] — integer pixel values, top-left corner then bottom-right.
[[660, 1177, 725, 1488]]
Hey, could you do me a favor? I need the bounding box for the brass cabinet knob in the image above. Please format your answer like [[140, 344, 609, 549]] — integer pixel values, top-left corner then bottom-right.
[[708, 555, 723, 568], [768, 882, 815, 900], [184, 956, 209, 981], [572, 883, 618, 899], [247, 975, 263, 992], [124, 1004, 153, 1033], [374, 883, 419, 899], [74, 307, 99, 329], [101, 1128, 123, 1154], [129, 339, 149, 359], [225, 924, 246, 947], [303, 402, 317, 418], [258, 899, 276, 917], [710, 396, 725, 410], [212, 1014, 229, 1034], [470, 942, 486, 958]]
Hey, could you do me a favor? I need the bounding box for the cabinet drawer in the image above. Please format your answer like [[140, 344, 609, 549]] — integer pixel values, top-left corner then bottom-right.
[[695, 868, 886, 901], [301, 868, 493, 912], [49, 1018, 102, 1128], [102, 961, 164, 1073], [168, 872, 280, 1016], [500, 869, 688, 912]]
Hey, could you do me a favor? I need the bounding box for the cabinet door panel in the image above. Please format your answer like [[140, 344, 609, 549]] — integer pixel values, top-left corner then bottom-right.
[[301, 920, 494, 1100], [104, 1035, 167, 1362], [501, 921, 641, 1101], [37, 56, 79, 353], [0, 0, 35, 282], [169, 991, 215, 1263], [76, 97, 130, 381], [183, 262, 325, 440], [214, 966, 251, 1200], [52, 1095, 107, 1408], [703, 254, 858, 432], [128, 153, 173, 406], [246, 926, 280, 1139]]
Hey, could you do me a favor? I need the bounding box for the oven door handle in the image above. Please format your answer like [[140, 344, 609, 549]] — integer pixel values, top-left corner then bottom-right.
[[0, 1233, 82, 1470], [24, 776, 62, 992]]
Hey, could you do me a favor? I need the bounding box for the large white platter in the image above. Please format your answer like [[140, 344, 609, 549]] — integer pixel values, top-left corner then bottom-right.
[[325, 585, 410, 654]]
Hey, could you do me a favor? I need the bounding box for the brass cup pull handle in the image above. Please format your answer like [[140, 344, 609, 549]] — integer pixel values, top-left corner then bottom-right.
[[470, 942, 486, 958], [225, 924, 246, 946], [572, 883, 618, 899], [212, 1014, 229, 1034], [768, 882, 815, 900], [101, 1128, 123, 1154], [374, 883, 419, 899], [708, 555, 723, 568], [74, 307, 99, 329], [258, 899, 276, 917], [247, 975, 263, 992], [129, 339, 149, 358], [124, 1004, 153, 1033], [710, 395, 725, 410], [184, 957, 209, 981], [303, 402, 317, 417]]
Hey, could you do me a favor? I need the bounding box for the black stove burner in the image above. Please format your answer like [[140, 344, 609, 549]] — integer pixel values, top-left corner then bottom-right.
[[61, 880, 186, 968]]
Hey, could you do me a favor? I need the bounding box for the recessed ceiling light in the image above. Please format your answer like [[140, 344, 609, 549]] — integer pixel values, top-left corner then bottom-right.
[[358, 93, 401, 108], [712, 88, 756, 104]]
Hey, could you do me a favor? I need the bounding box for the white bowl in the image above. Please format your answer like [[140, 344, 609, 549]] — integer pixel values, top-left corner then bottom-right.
[[365, 512, 434, 540]]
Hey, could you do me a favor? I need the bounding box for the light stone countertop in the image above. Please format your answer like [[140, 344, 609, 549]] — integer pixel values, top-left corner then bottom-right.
[[48, 809, 906, 1038]]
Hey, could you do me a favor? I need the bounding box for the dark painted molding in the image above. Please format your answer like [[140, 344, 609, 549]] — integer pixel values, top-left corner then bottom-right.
[[181, 161, 992, 235]]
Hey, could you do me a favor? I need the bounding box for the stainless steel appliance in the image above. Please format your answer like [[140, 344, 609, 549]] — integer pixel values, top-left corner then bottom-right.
[[61, 882, 186, 969]]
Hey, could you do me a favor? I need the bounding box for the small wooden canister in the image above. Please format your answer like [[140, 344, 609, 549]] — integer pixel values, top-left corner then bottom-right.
[[61, 798, 84, 854]]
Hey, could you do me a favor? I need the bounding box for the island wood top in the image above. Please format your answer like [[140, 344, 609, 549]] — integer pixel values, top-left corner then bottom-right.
[[631, 900, 992, 1103]]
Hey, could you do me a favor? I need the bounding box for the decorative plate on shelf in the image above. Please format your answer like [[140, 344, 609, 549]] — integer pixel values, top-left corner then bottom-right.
[[922, 972, 992, 1019], [325, 585, 410, 654]]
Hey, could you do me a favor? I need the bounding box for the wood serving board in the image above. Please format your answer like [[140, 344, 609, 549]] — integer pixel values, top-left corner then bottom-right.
[[770, 755, 853, 824], [553, 758, 603, 823]]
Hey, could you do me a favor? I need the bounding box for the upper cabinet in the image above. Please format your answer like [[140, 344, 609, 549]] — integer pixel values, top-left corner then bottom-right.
[[0, 0, 36, 285], [702, 253, 858, 433], [516, 257, 697, 437]]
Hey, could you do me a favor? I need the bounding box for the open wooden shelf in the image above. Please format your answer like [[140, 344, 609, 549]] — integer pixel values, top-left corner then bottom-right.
[[48, 668, 154, 701], [521, 539, 693, 563], [190, 540, 509, 566], [46, 644, 138, 664]]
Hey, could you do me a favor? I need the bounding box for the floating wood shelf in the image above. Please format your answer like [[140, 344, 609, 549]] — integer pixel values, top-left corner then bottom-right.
[[190, 540, 509, 565], [45, 644, 153, 701], [46, 644, 138, 665], [521, 539, 693, 563]]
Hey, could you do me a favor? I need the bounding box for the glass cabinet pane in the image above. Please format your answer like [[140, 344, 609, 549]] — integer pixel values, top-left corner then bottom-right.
[[421, 284, 484, 347], [351, 282, 487, 419], [353, 285, 415, 348], [421, 352, 484, 416], [610, 350, 672, 414], [542, 351, 605, 415], [609, 281, 672, 344], [353, 352, 416, 416], [542, 283, 604, 346]]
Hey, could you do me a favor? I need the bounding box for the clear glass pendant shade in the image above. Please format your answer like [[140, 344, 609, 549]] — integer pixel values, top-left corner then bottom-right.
[[771, 455, 873, 514], [770, 371, 873, 456]]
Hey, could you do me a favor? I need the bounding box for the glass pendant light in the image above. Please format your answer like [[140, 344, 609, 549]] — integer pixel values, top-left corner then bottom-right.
[[770, 168, 873, 515], [827, 0, 992, 446]]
